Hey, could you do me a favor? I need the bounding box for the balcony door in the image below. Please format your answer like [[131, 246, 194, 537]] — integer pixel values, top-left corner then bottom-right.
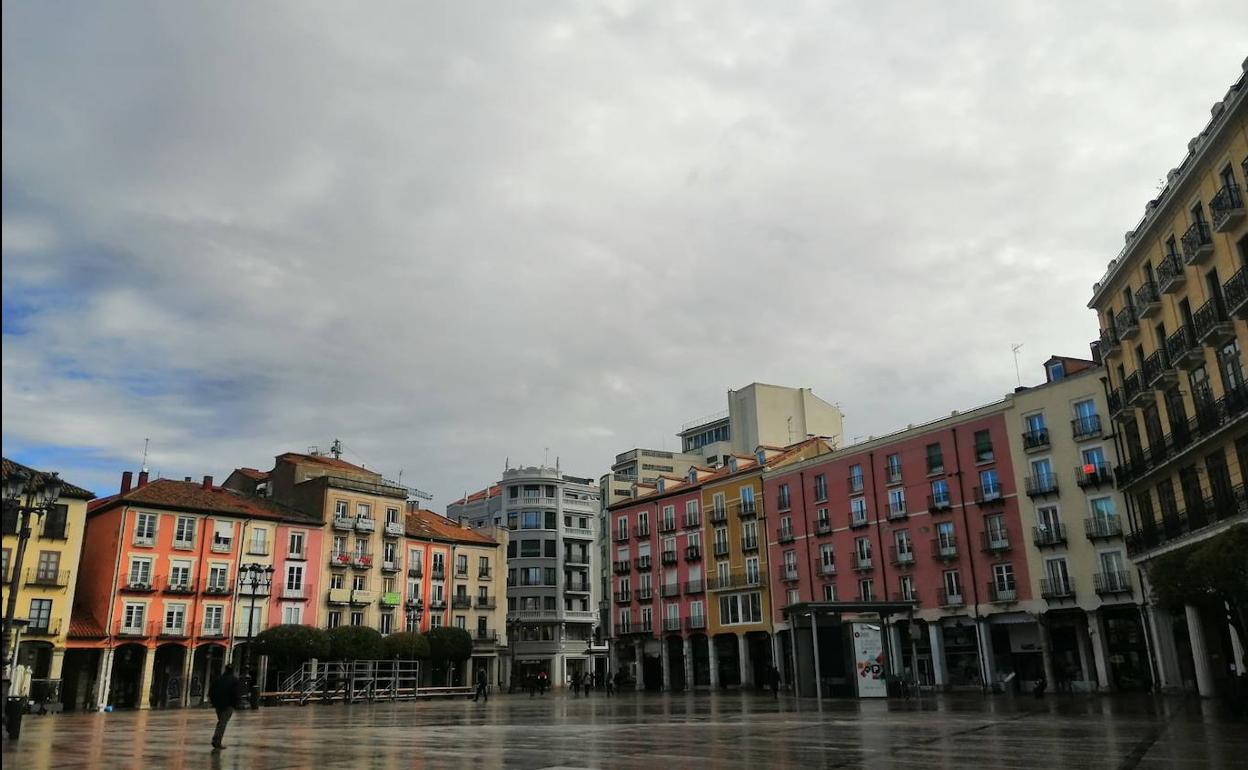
[[1045, 557, 1071, 593], [1037, 506, 1062, 534]]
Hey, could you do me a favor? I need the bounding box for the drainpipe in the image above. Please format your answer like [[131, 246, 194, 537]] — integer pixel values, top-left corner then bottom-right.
[[99, 503, 128, 710], [798, 471, 815, 602], [949, 427, 988, 694], [866, 453, 890, 598]]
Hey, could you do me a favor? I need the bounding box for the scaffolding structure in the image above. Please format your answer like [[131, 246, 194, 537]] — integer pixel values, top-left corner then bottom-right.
[[270, 660, 422, 705]]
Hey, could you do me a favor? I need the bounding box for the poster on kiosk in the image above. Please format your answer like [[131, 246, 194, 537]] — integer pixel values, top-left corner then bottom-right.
[[852, 622, 887, 698]]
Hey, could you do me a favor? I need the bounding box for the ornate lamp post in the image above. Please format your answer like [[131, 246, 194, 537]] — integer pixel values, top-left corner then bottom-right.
[[3, 467, 62, 739], [238, 563, 274, 708]]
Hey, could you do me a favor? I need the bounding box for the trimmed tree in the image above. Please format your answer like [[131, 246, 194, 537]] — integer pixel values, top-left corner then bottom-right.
[[255, 624, 330, 673], [327, 625, 386, 661], [383, 631, 430, 661], [427, 626, 474, 685]]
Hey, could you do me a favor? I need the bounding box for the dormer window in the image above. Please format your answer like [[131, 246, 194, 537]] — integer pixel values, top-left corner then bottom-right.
[[656, 479, 666, 492], [728, 457, 738, 472], [755, 450, 766, 465], [1046, 361, 1065, 382], [688, 469, 698, 483]]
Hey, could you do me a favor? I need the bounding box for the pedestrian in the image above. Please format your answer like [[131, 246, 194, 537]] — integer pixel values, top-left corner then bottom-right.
[[527, 673, 537, 698], [583, 671, 592, 696], [538, 670, 548, 695], [473, 668, 488, 703], [208, 665, 241, 750], [768, 665, 780, 698]]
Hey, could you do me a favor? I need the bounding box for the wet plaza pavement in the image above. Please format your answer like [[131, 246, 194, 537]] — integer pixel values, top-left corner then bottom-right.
[[2, 690, 1245, 769]]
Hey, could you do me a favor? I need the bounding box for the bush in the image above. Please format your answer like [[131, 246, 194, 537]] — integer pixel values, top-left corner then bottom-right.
[[427, 626, 473, 663], [327, 625, 385, 661], [383, 631, 430, 660], [255, 624, 330, 671]]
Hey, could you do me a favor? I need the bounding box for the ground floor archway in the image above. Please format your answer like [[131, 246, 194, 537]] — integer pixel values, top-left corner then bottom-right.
[[108, 644, 147, 709]]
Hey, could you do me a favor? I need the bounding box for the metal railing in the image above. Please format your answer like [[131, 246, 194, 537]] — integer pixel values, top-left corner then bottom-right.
[[1033, 524, 1067, 547]]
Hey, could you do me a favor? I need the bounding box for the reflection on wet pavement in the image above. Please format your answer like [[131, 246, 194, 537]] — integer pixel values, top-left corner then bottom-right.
[[2, 691, 1245, 769]]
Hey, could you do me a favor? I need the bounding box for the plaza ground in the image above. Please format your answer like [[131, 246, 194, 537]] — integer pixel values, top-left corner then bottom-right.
[[2, 691, 1245, 769]]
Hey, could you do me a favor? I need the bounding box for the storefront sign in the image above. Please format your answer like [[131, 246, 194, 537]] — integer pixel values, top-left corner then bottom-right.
[[852, 622, 887, 698]]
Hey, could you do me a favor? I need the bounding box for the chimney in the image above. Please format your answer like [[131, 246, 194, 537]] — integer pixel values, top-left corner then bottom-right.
[[137, 470, 149, 488], [120, 471, 133, 494], [202, 475, 214, 490], [184, 476, 192, 482]]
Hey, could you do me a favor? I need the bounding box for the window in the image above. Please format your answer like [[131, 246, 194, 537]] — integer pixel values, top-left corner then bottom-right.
[[985, 514, 1007, 546], [35, 551, 60, 582], [930, 479, 950, 507], [717, 592, 762, 625], [351, 611, 364, 627], [174, 516, 195, 548], [1031, 458, 1055, 490], [857, 578, 874, 601], [165, 604, 186, 633], [616, 517, 629, 540], [1099, 551, 1126, 589], [893, 530, 912, 562], [819, 544, 835, 572], [335, 500, 349, 517], [685, 500, 699, 525], [28, 599, 52, 632], [936, 521, 956, 554], [1047, 361, 1065, 381], [249, 527, 268, 555], [850, 497, 868, 526], [899, 574, 916, 601], [479, 556, 491, 577], [1045, 557, 1071, 594], [207, 565, 228, 592], [41, 504, 68, 539], [456, 554, 468, 576], [356, 503, 371, 519], [823, 583, 837, 601], [814, 473, 828, 501], [380, 613, 394, 634], [661, 505, 676, 530], [926, 443, 944, 474], [288, 531, 305, 558], [745, 557, 760, 585], [168, 560, 192, 590], [855, 536, 871, 565], [386, 507, 400, 525], [846, 467, 861, 494], [993, 563, 1015, 592], [122, 603, 145, 632], [974, 430, 994, 462], [212, 520, 233, 550], [352, 575, 366, 591], [283, 604, 304, 625], [330, 573, 345, 589], [327, 611, 342, 629], [134, 512, 157, 545], [943, 570, 962, 601], [637, 511, 650, 534], [286, 564, 305, 591], [888, 488, 906, 517], [128, 557, 153, 588], [204, 605, 225, 633], [739, 487, 756, 514], [885, 453, 902, 483], [777, 483, 791, 510], [978, 469, 1000, 499], [519, 540, 541, 558]]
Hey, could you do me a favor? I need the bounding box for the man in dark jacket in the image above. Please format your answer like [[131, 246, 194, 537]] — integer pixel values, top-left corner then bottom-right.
[[208, 665, 241, 750], [473, 668, 488, 703]]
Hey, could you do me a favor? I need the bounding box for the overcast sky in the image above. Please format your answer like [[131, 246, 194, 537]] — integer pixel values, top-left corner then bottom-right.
[[3, 2, 1246, 506]]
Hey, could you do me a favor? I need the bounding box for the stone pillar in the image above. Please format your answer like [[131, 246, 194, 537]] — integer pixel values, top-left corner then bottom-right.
[[888, 624, 904, 678], [811, 620, 823, 700], [709, 637, 720, 689], [634, 641, 645, 691], [1228, 614, 1245, 678], [1038, 617, 1056, 689], [1088, 610, 1113, 692], [682, 637, 693, 690], [180, 648, 196, 707], [770, 632, 784, 685], [977, 618, 997, 686], [660, 640, 671, 691], [49, 649, 65, 681], [928, 623, 948, 687], [1075, 620, 1094, 689], [94, 648, 115, 711], [137, 646, 157, 710], [1146, 606, 1182, 691], [737, 634, 750, 689], [788, 629, 801, 695], [1185, 604, 1216, 697]]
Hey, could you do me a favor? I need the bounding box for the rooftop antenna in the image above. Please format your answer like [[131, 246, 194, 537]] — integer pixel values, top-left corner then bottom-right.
[[1011, 343, 1024, 388], [330, 438, 343, 460], [140, 438, 151, 474], [544, 447, 549, 467]]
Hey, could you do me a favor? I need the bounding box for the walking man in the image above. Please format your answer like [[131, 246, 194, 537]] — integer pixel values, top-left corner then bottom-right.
[[208, 665, 241, 750], [473, 668, 489, 703]]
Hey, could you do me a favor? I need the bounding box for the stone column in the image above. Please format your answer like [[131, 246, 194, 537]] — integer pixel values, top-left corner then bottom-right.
[[661, 639, 671, 691], [1088, 610, 1113, 692], [180, 648, 196, 707], [811, 620, 823, 700], [770, 632, 784, 686], [49, 649, 65, 681], [737, 634, 750, 688], [634, 640, 645, 691], [888, 624, 904, 678], [1146, 606, 1182, 691], [977, 618, 996, 686], [928, 623, 948, 687], [682, 637, 693, 690], [709, 637, 720, 689], [1185, 604, 1216, 697], [94, 648, 114, 711], [1075, 620, 1095, 689], [137, 646, 157, 710], [1038, 617, 1056, 689]]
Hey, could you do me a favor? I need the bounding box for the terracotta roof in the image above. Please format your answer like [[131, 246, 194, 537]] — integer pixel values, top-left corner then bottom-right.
[[67, 611, 107, 639], [1, 457, 94, 500], [233, 467, 270, 481], [455, 485, 501, 505], [405, 508, 498, 546], [276, 452, 374, 475], [88, 478, 319, 524]]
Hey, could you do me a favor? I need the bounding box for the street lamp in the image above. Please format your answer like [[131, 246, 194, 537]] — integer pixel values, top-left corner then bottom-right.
[[238, 563, 274, 708], [3, 467, 63, 739], [506, 615, 522, 693]]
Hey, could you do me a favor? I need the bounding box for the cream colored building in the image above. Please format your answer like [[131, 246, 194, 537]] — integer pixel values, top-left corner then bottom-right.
[[1004, 357, 1149, 692], [678, 383, 844, 468], [2, 458, 94, 706]]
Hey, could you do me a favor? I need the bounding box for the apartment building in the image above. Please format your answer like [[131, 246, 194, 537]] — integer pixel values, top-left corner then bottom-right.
[[1, 459, 94, 710], [1088, 59, 1248, 698], [677, 383, 843, 468], [64, 472, 319, 711], [449, 464, 602, 688]]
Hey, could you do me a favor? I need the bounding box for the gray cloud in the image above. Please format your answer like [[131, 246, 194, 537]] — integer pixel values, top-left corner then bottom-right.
[[3, 1, 1246, 500]]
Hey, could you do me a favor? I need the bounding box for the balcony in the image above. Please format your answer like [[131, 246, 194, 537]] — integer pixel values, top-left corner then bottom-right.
[[661, 550, 678, 566], [478, 567, 492, 579], [1115, 306, 1139, 341], [514, 495, 557, 508], [351, 554, 373, 570], [1025, 474, 1059, 498], [1033, 524, 1067, 548], [161, 577, 196, 595], [987, 582, 1017, 604], [430, 567, 445, 580], [614, 589, 632, 604], [980, 530, 1011, 554], [474, 630, 498, 645], [1194, 298, 1235, 347], [1142, 349, 1178, 390], [886, 468, 902, 485], [158, 624, 189, 640], [777, 527, 795, 544], [1135, 281, 1162, 318], [1093, 571, 1133, 596], [1157, 252, 1187, 294], [1108, 388, 1130, 421], [683, 514, 701, 529], [778, 566, 799, 583], [931, 537, 958, 561], [660, 583, 680, 598], [709, 507, 727, 524], [454, 567, 469, 579], [1180, 220, 1213, 265], [564, 525, 594, 539], [684, 580, 704, 595], [405, 598, 423, 611], [658, 518, 676, 534], [566, 582, 590, 593], [685, 615, 707, 631], [332, 515, 354, 531], [282, 585, 307, 600], [327, 588, 351, 604], [1166, 325, 1204, 370], [1022, 428, 1050, 453], [1040, 578, 1076, 602], [1125, 371, 1152, 407], [635, 527, 650, 540], [1211, 183, 1245, 232], [938, 589, 965, 608], [713, 542, 730, 557], [972, 485, 1002, 506], [887, 500, 907, 520], [1225, 266, 1248, 320], [1085, 516, 1123, 540], [116, 621, 153, 639], [329, 550, 352, 569], [614, 530, 630, 543], [381, 592, 402, 607], [120, 579, 156, 594], [853, 557, 872, 572], [25, 569, 70, 588], [636, 587, 653, 601], [888, 546, 914, 568], [891, 591, 919, 604], [928, 493, 953, 512], [200, 623, 229, 639], [815, 520, 832, 535], [636, 555, 652, 571], [1099, 325, 1120, 356], [736, 500, 758, 519], [1075, 463, 1114, 488], [741, 535, 761, 552], [685, 545, 702, 562], [846, 475, 865, 494], [849, 515, 869, 530], [428, 598, 446, 611], [816, 563, 837, 577], [23, 620, 62, 637], [203, 581, 230, 596], [612, 561, 631, 575], [407, 564, 423, 578], [384, 521, 404, 538], [377, 557, 402, 575], [663, 616, 682, 632], [451, 595, 472, 609], [210, 539, 233, 554]]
